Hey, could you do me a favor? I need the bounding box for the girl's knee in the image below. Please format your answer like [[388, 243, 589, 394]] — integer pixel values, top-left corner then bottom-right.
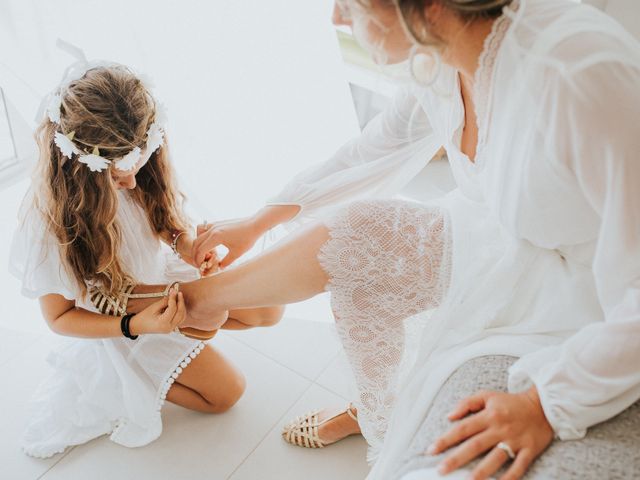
[[205, 371, 246, 414], [257, 305, 285, 327]]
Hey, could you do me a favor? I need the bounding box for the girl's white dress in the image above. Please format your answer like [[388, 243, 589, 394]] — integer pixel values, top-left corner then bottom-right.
[[267, 0, 640, 477], [9, 189, 204, 458]]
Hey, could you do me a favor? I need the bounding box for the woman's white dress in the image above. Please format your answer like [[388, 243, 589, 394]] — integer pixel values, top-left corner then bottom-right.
[[9, 190, 205, 458], [267, 0, 640, 477]]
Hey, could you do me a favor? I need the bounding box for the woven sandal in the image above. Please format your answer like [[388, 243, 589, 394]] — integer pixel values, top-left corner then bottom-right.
[[90, 281, 219, 341], [282, 404, 358, 448]]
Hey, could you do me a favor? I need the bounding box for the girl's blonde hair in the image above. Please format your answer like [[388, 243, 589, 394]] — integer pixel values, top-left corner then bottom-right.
[[33, 65, 189, 297]]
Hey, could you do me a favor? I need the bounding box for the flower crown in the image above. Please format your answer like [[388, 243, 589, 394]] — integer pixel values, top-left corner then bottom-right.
[[49, 94, 167, 173], [41, 43, 168, 173], [47, 84, 167, 173]]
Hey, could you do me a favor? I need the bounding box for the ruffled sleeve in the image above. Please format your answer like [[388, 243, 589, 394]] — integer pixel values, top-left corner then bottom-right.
[[266, 85, 443, 224], [9, 192, 80, 301], [509, 46, 640, 439]]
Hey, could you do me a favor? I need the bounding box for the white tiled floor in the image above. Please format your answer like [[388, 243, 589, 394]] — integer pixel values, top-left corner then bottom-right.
[[0, 321, 370, 480]]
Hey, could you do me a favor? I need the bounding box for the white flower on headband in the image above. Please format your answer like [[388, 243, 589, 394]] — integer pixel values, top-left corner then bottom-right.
[[48, 95, 62, 124], [146, 123, 165, 154], [54, 131, 79, 158], [115, 147, 142, 172], [78, 147, 111, 172]]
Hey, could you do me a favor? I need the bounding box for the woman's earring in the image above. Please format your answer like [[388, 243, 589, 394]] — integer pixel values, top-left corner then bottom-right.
[[409, 45, 442, 88]]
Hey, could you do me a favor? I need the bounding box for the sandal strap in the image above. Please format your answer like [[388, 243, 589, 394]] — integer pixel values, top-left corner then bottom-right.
[[89, 281, 180, 317], [282, 404, 359, 449], [127, 281, 180, 299], [282, 410, 325, 448], [345, 403, 358, 423]]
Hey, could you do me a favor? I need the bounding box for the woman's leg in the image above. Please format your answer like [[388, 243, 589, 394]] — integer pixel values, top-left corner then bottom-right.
[[182, 200, 451, 447], [181, 221, 331, 325], [166, 344, 246, 413]]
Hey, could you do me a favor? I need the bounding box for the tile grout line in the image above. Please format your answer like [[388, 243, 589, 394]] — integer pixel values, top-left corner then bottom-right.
[[225, 380, 317, 480], [224, 332, 339, 385], [310, 357, 354, 402], [225, 352, 345, 480], [35, 446, 77, 480]]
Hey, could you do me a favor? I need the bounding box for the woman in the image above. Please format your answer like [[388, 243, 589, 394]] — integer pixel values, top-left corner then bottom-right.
[[131, 0, 640, 478]]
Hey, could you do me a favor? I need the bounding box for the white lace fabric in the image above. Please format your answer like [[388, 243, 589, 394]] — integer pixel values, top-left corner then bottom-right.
[[472, 6, 514, 168], [318, 200, 452, 452]]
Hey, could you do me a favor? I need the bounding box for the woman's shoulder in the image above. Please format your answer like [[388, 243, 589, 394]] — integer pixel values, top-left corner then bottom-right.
[[519, 0, 640, 69]]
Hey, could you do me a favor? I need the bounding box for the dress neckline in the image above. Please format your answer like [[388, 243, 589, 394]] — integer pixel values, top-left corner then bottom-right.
[[454, 2, 517, 172]]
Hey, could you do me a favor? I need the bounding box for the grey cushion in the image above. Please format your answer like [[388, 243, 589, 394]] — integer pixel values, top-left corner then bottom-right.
[[395, 356, 640, 479]]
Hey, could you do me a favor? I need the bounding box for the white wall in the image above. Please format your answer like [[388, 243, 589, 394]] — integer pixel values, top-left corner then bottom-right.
[[0, 1, 361, 219]]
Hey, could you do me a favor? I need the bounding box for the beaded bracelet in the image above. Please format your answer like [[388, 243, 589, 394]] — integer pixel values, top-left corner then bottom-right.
[[170, 230, 186, 259]]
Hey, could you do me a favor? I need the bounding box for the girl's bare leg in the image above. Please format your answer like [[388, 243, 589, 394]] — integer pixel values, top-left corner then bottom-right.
[[166, 344, 246, 413]]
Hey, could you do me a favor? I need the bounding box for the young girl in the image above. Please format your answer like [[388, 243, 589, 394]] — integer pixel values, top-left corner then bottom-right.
[[9, 62, 283, 458]]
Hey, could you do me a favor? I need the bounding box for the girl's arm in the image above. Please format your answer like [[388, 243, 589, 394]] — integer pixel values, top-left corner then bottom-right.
[[39, 289, 187, 338]]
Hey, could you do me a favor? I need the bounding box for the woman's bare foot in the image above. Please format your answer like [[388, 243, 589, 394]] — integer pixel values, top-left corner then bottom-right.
[[180, 277, 229, 330], [282, 404, 361, 448], [181, 307, 228, 331], [315, 405, 361, 444]]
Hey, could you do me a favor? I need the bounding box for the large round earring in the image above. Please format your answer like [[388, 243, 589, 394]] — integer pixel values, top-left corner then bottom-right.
[[409, 44, 442, 88]]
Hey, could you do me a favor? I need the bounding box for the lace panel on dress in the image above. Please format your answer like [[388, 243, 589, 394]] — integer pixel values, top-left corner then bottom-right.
[[318, 200, 452, 456]]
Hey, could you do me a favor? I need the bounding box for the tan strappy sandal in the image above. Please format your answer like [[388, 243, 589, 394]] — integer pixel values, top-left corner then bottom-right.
[[281, 404, 358, 449], [89, 281, 218, 341]]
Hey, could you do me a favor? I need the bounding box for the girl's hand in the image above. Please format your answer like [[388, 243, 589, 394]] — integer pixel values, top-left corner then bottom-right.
[[427, 387, 554, 480], [192, 217, 262, 268], [129, 289, 187, 335], [199, 250, 220, 277]]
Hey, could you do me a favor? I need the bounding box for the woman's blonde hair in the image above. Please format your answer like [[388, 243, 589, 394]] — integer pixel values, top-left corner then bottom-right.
[[33, 65, 189, 298], [395, 0, 513, 45], [356, 0, 513, 46]]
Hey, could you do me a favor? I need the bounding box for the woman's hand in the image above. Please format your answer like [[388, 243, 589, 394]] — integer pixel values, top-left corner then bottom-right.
[[129, 289, 187, 335], [427, 387, 554, 480], [176, 234, 219, 276], [192, 217, 262, 268], [191, 205, 301, 269]]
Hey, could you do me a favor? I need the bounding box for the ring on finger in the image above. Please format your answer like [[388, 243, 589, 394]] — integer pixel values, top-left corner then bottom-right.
[[496, 441, 516, 460]]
